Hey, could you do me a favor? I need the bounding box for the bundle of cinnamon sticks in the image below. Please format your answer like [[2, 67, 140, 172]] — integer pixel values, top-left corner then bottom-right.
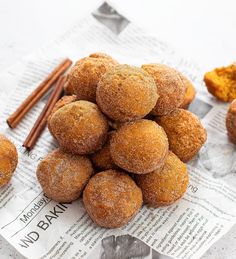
[[7, 58, 72, 150]]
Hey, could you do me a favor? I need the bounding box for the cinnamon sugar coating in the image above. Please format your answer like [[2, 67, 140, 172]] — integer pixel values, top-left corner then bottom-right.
[[91, 131, 117, 170], [142, 64, 186, 116], [156, 109, 207, 162], [96, 65, 158, 122], [51, 95, 77, 115], [48, 95, 77, 125], [0, 134, 18, 186], [48, 101, 109, 154], [110, 120, 169, 174], [36, 149, 93, 202], [180, 76, 196, 109], [226, 99, 236, 144], [64, 53, 118, 100], [135, 152, 189, 207], [83, 170, 143, 228]]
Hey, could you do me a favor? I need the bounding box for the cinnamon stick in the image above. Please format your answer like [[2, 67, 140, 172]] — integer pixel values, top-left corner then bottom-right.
[[7, 58, 72, 128], [23, 76, 66, 150]]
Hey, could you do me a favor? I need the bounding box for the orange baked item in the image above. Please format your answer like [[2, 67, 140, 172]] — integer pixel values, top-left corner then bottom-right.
[[226, 99, 236, 144], [142, 64, 186, 115], [180, 77, 196, 109], [50, 95, 77, 115], [64, 53, 118, 101], [110, 120, 168, 174], [135, 152, 189, 207], [48, 101, 109, 154], [96, 65, 158, 122], [204, 63, 236, 102], [83, 170, 142, 228], [48, 95, 77, 124], [0, 134, 18, 186], [156, 109, 207, 162], [91, 131, 117, 170], [37, 149, 93, 202]]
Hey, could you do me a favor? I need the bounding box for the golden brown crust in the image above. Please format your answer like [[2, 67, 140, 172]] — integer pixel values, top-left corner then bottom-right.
[[48, 95, 77, 125], [91, 131, 117, 170], [141, 64, 186, 116], [83, 170, 143, 228], [36, 149, 93, 202], [226, 99, 236, 143], [180, 77, 196, 109], [110, 120, 169, 174], [88, 53, 115, 59], [135, 152, 189, 207], [48, 101, 109, 154], [204, 63, 236, 102], [96, 65, 158, 122], [156, 109, 207, 162], [0, 134, 18, 186], [64, 53, 118, 100]]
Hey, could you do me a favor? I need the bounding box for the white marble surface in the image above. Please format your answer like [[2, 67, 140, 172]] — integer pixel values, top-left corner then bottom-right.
[[0, 0, 236, 258]]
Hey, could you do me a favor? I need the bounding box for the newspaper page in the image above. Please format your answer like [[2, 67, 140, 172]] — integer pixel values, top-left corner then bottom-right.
[[0, 2, 236, 259]]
